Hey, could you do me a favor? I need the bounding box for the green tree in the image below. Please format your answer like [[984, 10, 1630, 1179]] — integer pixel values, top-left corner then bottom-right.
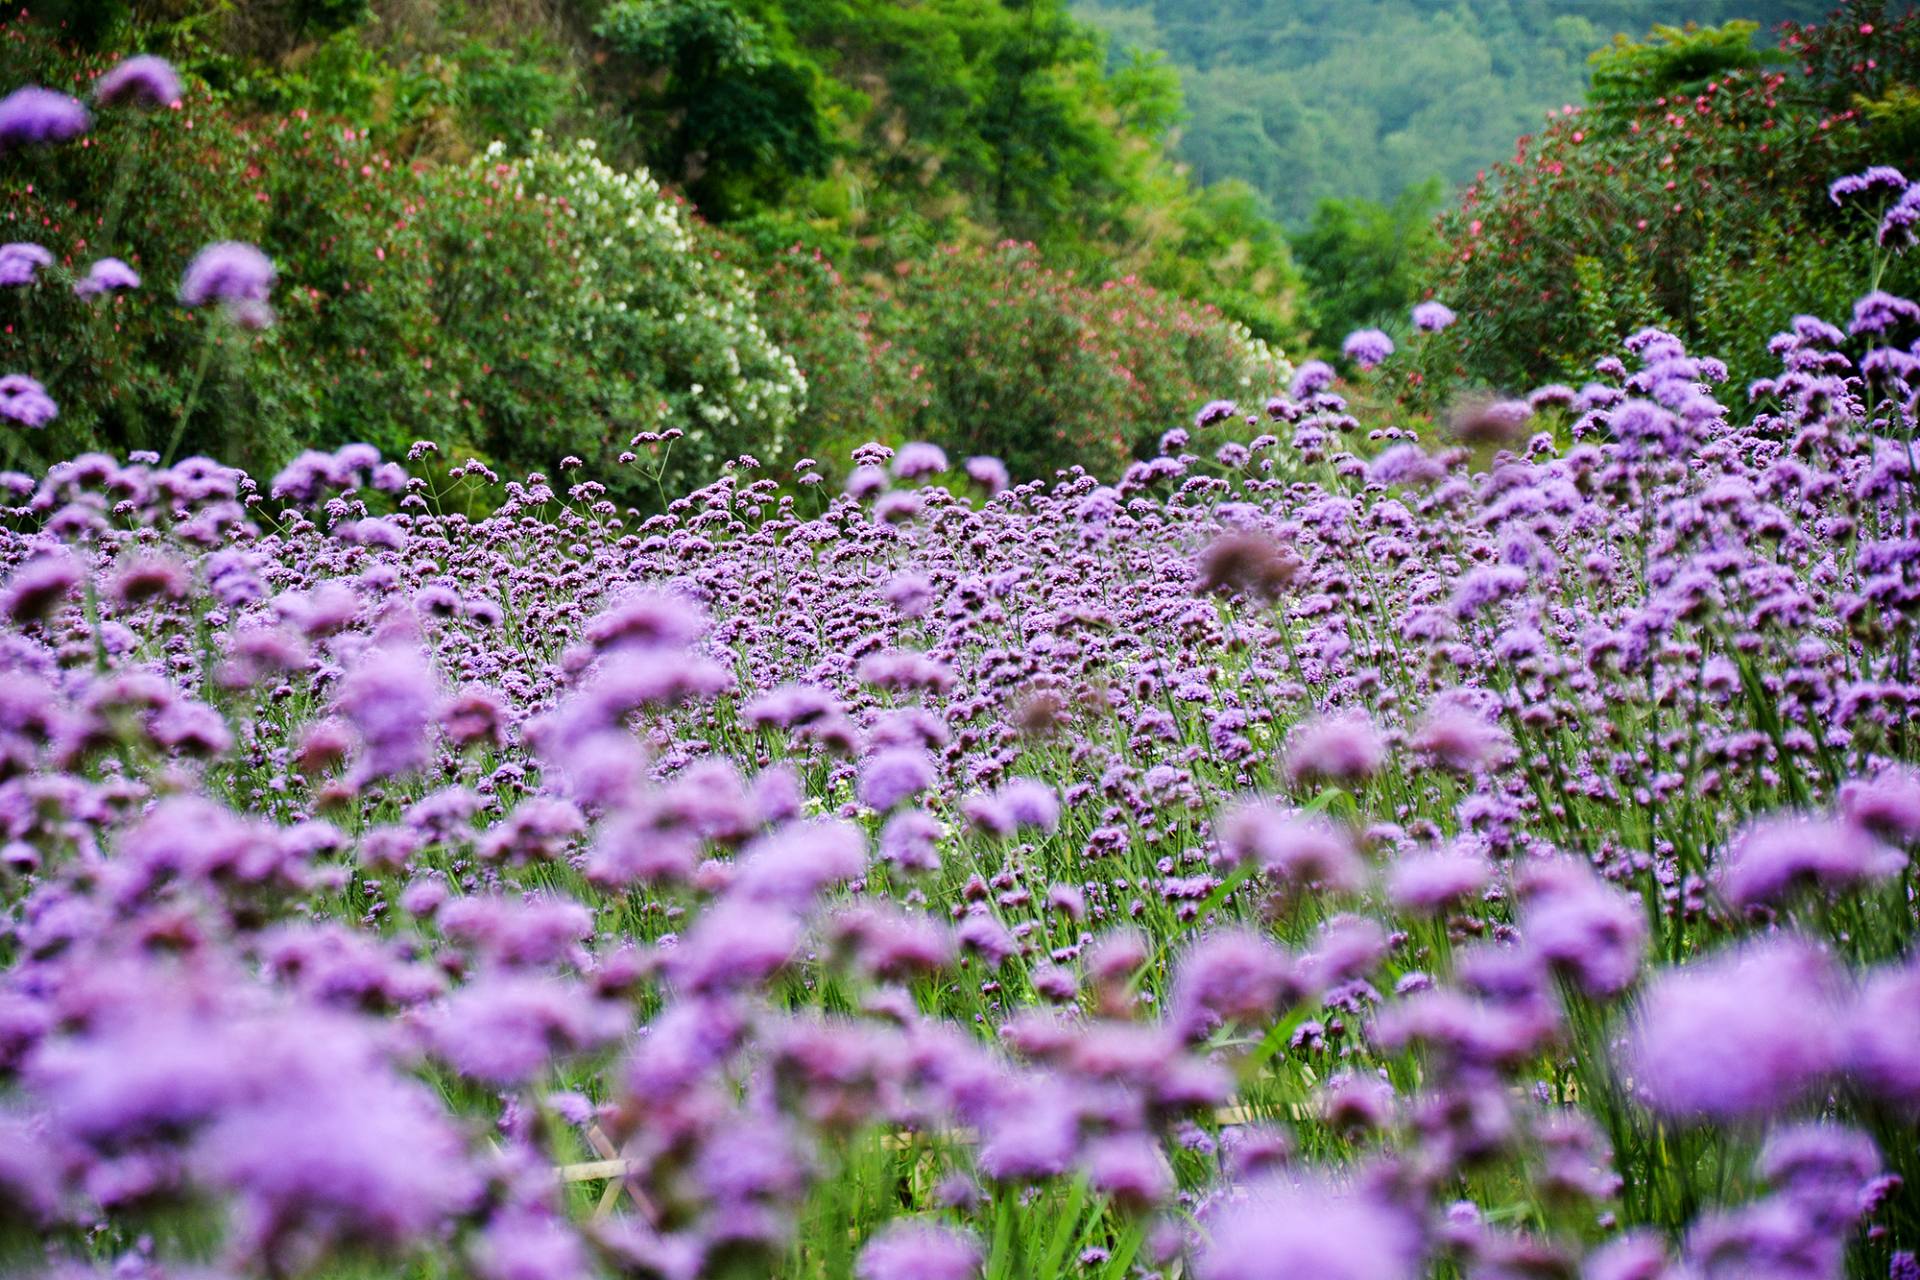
[[593, 0, 831, 218], [1291, 178, 1444, 345]]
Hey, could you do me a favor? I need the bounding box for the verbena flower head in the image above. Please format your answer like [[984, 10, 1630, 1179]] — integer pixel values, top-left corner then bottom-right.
[[1881, 183, 1920, 249], [1625, 939, 1842, 1122], [1411, 300, 1456, 332], [94, 55, 183, 109], [1195, 531, 1302, 602], [964, 455, 1009, 494], [0, 374, 57, 428], [1848, 958, 1920, 1111], [1197, 1173, 1421, 1280], [179, 241, 276, 315], [1195, 398, 1239, 428], [1290, 359, 1336, 397], [855, 1220, 981, 1280], [74, 257, 140, 297], [1828, 165, 1907, 205], [1848, 289, 1920, 337], [891, 442, 949, 479], [1719, 815, 1905, 909], [1285, 713, 1385, 787], [0, 242, 52, 286], [1341, 328, 1395, 369], [0, 86, 90, 149]]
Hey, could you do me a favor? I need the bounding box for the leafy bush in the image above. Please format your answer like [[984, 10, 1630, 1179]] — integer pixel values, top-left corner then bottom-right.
[[1422, 8, 1920, 393], [0, 24, 806, 499], [872, 241, 1285, 480]]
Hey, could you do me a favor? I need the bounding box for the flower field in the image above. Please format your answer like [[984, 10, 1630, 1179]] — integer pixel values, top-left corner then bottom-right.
[[1, 48, 1919, 1280]]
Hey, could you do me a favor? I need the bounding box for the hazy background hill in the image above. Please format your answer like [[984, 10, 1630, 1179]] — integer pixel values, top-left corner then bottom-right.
[[1075, 0, 1840, 223]]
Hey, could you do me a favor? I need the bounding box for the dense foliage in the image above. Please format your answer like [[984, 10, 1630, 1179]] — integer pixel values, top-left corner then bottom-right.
[[1422, 6, 1920, 393], [748, 239, 1283, 480], [0, 18, 1278, 498], [1074, 0, 1838, 225]]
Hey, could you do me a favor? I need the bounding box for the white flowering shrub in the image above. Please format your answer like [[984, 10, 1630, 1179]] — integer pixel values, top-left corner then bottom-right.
[[421, 136, 806, 492]]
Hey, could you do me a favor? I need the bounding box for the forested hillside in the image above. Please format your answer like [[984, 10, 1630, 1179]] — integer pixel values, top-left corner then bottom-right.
[[1076, 0, 1845, 222]]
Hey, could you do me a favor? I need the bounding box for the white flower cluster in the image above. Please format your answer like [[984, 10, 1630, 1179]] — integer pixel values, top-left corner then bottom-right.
[[474, 136, 806, 468], [1226, 323, 1293, 395]]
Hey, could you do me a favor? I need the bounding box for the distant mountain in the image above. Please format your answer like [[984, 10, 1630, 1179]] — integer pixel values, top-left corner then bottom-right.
[[1074, 0, 1851, 223]]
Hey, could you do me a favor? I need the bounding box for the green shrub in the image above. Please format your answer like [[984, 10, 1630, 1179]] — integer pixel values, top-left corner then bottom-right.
[[1421, 8, 1920, 394], [871, 241, 1285, 479]]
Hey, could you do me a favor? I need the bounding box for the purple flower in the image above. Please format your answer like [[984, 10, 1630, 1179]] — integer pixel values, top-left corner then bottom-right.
[[1719, 815, 1905, 909], [858, 746, 938, 812], [1387, 843, 1491, 915], [1848, 290, 1920, 337], [856, 1221, 981, 1280], [1341, 328, 1395, 369], [0, 242, 52, 286], [585, 589, 707, 652], [74, 256, 141, 297], [1195, 398, 1239, 429], [964, 455, 1009, 494], [94, 55, 183, 109], [1169, 929, 1296, 1041], [1290, 359, 1336, 396], [1412, 300, 1456, 332], [337, 643, 440, 782], [473, 1209, 592, 1280], [1409, 704, 1509, 774], [1848, 958, 1920, 1111], [1285, 713, 1386, 787], [430, 974, 623, 1085], [1828, 165, 1908, 205], [0, 86, 90, 148], [1084, 1133, 1174, 1211], [1880, 183, 1920, 249], [0, 374, 57, 428], [732, 819, 866, 908], [2, 550, 79, 622], [892, 442, 949, 479], [1839, 768, 1920, 844], [1219, 804, 1364, 893], [1625, 939, 1842, 1121], [1197, 1174, 1421, 1280], [179, 241, 276, 309], [1519, 863, 1646, 999]]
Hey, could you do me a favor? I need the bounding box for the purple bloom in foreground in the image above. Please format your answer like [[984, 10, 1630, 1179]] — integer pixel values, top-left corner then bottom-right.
[[94, 55, 183, 109], [1848, 958, 1920, 1111], [0, 374, 57, 428], [0, 86, 90, 148], [1342, 328, 1395, 369], [858, 746, 938, 812], [1197, 1173, 1421, 1280], [74, 257, 141, 297], [1719, 815, 1905, 909], [1881, 184, 1920, 249], [1625, 939, 1842, 1122], [1412, 300, 1456, 332], [1286, 713, 1386, 787], [964, 455, 1009, 494], [892, 442, 949, 479], [1828, 165, 1907, 205], [856, 1220, 981, 1280], [180, 241, 276, 308], [0, 242, 52, 286], [1849, 290, 1920, 337]]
